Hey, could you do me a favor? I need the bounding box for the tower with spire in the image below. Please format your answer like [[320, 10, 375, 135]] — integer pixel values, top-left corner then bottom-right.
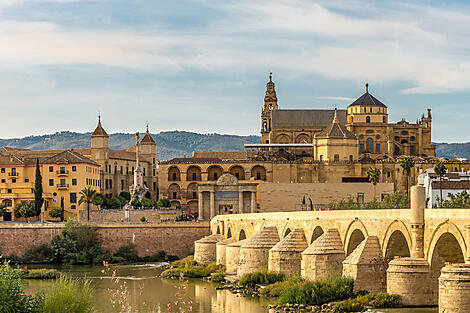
[[91, 116, 109, 162], [261, 73, 278, 144]]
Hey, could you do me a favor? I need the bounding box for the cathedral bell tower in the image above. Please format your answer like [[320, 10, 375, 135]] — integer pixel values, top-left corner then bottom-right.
[[261, 73, 278, 143]]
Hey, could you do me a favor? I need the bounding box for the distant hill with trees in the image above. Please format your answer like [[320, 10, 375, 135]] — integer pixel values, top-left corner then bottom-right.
[[0, 131, 467, 160]]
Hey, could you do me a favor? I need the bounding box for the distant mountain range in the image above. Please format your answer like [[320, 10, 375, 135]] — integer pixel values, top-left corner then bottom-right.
[[0, 130, 468, 160]]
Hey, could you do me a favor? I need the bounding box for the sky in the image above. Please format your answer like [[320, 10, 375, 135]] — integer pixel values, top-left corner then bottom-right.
[[0, 0, 470, 142]]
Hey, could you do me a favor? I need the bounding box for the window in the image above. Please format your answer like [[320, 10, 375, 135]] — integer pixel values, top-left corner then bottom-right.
[[126, 167, 129, 174], [192, 172, 197, 180], [410, 145, 415, 155], [105, 180, 109, 189], [172, 173, 177, 180], [0, 168, 4, 173], [11, 179, 16, 183], [366, 138, 374, 152], [394, 136, 399, 141], [1, 179, 5, 183], [60, 166, 65, 173], [153, 182, 156, 191], [401, 131, 409, 136], [114, 166, 117, 174], [410, 136, 415, 142], [349, 155, 353, 161], [376, 143, 380, 153], [359, 144, 364, 153], [334, 154, 339, 162], [214, 173, 218, 180], [7, 189, 12, 193], [235, 172, 239, 179], [24, 179, 29, 182], [70, 192, 77, 203], [72, 178, 77, 186], [387, 171, 391, 178], [121, 180, 124, 190], [359, 135, 364, 139], [49, 179, 54, 186], [49, 166, 53, 172], [60, 178, 66, 186], [120, 166, 123, 174], [383, 116, 386, 123], [357, 193, 365, 204], [172, 191, 177, 199], [143, 168, 146, 176], [71, 205, 76, 210], [366, 130, 374, 134], [193, 191, 197, 199], [320, 155, 323, 161], [11, 168, 16, 175], [370, 107, 372, 113], [109, 180, 112, 189], [376, 135, 381, 139], [256, 172, 261, 180], [72, 166, 76, 172], [366, 116, 371, 123]]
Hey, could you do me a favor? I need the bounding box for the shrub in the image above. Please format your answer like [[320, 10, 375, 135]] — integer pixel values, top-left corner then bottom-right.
[[211, 272, 226, 283], [161, 260, 224, 279], [278, 275, 354, 305], [0, 261, 41, 312], [260, 276, 304, 297], [142, 251, 167, 262], [22, 268, 60, 279], [239, 270, 285, 288], [113, 243, 140, 263], [333, 292, 401, 312], [370, 292, 401, 308], [140, 216, 147, 223], [38, 275, 94, 313], [22, 243, 54, 263], [332, 298, 363, 313]]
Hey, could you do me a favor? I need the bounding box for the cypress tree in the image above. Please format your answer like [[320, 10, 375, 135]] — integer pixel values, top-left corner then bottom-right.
[[34, 158, 44, 217]]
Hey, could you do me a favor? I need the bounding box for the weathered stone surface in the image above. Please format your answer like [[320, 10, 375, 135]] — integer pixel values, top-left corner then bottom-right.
[[194, 233, 225, 264], [387, 257, 434, 306], [301, 228, 344, 281], [225, 239, 247, 274], [238, 226, 280, 277], [268, 228, 308, 275], [439, 263, 470, 313], [216, 237, 236, 266], [342, 236, 385, 293], [0, 223, 210, 258]]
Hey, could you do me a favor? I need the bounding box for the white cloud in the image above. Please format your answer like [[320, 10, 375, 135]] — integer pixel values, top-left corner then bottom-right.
[[317, 96, 355, 101]]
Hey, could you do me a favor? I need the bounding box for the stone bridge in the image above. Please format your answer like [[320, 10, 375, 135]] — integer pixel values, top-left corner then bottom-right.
[[196, 186, 470, 311]]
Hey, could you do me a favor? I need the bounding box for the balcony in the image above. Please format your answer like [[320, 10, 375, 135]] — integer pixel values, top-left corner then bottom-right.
[[56, 170, 69, 176], [56, 183, 69, 189], [8, 172, 18, 178]]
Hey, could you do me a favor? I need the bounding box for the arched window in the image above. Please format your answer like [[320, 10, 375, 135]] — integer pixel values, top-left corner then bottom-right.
[[366, 116, 371, 123], [383, 116, 386, 123], [366, 138, 374, 152]]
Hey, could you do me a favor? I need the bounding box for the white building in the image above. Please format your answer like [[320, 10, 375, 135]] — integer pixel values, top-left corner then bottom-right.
[[419, 168, 470, 208]]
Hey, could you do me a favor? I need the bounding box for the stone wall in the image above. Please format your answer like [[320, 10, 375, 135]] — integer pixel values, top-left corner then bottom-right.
[[78, 209, 183, 223], [259, 182, 394, 211], [0, 222, 210, 259]]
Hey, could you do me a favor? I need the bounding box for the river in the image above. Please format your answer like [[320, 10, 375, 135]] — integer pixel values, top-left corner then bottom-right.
[[23, 264, 438, 313]]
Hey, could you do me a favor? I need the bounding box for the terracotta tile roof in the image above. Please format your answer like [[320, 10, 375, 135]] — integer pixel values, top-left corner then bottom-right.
[[348, 91, 386, 107], [193, 151, 246, 160], [0, 148, 98, 166], [315, 109, 356, 139], [272, 109, 347, 128]]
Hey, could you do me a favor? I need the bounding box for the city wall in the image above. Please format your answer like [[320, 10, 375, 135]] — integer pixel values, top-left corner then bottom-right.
[[0, 222, 210, 258], [78, 209, 184, 223], [259, 182, 394, 211]]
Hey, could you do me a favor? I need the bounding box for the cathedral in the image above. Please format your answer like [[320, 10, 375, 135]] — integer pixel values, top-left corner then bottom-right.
[[261, 74, 435, 160]]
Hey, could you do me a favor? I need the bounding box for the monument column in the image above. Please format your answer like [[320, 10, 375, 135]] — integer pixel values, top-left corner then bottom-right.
[[198, 192, 204, 221], [210, 191, 215, 219], [410, 185, 425, 258], [238, 191, 244, 213], [250, 191, 257, 213]]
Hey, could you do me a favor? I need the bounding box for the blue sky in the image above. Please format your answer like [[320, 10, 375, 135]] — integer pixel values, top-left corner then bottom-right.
[[1, 0, 470, 142]]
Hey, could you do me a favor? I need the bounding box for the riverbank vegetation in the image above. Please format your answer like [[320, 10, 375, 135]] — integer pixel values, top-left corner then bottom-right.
[[161, 256, 224, 279], [0, 261, 94, 313], [329, 192, 409, 210]]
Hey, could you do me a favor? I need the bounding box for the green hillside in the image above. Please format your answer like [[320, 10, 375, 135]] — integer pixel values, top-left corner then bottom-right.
[[0, 131, 468, 160]]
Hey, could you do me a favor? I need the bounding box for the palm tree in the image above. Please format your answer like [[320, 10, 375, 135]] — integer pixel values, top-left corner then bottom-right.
[[367, 167, 381, 200], [79, 186, 97, 221], [400, 156, 415, 199], [434, 162, 448, 206]]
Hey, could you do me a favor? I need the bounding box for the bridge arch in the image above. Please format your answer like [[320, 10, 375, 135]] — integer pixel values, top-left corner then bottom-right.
[[344, 219, 369, 255], [427, 222, 466, 297], [238, 229, 247, 241], [383, 221, 411, 267], [309, 225, 324, 244], [226, 227, 232, 239]]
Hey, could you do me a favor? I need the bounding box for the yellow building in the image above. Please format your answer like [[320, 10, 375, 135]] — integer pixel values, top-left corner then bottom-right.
[[0, 148, 100, 221]]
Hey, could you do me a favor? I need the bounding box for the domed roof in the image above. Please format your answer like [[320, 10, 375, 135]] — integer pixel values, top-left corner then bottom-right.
[[348, 84, 386, 108]]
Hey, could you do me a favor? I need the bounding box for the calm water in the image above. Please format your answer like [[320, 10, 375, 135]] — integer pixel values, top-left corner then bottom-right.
[[23, 264, 438, 313]]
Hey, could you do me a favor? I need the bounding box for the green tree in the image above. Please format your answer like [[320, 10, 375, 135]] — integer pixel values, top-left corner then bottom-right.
[[78, 186, 96, 221], [118, 191, 131, 202], [107, 197, 122, 209], [434, 162, 448, 206], [400, 156, 415, 198], [367, 167, 381, 200], [141, 198, 153, 208], [158, 197, 171, 208], [131, 198, 141, 208], [14, 201, 38, 219], [92, 193, 106, 210], [49, 207, 64, 221], [34, 158, 44, 219]]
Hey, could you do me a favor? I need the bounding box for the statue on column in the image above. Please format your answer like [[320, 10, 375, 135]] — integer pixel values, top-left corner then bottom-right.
[[130, 132, 149, 202]]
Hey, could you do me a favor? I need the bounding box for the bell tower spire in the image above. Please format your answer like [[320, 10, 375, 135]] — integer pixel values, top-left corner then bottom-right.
[[261, 72, 278, 144]]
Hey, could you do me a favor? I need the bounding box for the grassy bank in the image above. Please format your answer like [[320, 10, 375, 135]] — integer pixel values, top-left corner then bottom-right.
[[161, 256, 225, 279]]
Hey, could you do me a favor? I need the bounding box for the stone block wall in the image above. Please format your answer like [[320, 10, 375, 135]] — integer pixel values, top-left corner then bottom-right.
[[0, 223, 210, 259], [268, 250, 303, 276], [78, 209, 183, 223], [301, 253, 344, 281]]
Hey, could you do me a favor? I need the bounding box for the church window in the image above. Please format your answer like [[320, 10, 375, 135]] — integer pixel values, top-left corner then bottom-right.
[[120, 166, 123, 174], [349, 155, 353, 161], [401, 139, 408, 145], [376, 143, 380, 153], [235, 172, 239, 179], [320, 155, 323, 161], [192, 172, 197, 180], [401, 131, 409, 136], [126, 167, 129, 174], [366, 116, 371, 123], [376, 135, 381, 139], [366, 130, 374, 134], [364, 107, 366, 113], [410, 145, 415, 155], [49, 166, 53, 172], [334, 154, 339, 162], [410, 136, 415, 141], [256, 172, 261, 180], [394, 136, 399, 141], [214, 173, 218, 180], [394, 145, 400, 155], [359, 135, 364, 139], [383, 116, 386, 123], [121, 180, 124, 190], [359, 144, 364, 153], [366, 138, 374, 152], [72, 178, 77, 186], [109, 180, 112, 189], [72, 166, 76, 172], [49, 179, 54, 186], [114, 165, 117, 173], [370, 107, 372, 113], [387, 171, 391, 178]]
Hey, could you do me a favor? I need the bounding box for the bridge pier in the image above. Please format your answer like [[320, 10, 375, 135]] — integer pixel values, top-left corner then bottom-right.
[[237, 226, 280, 277], [216, 237, 236, 266], [439, 263, 470, 313], [194, 234, 225, 265], [343, 236, 385, 294], [225, 239, 247, 274], [268, 228, 308, 276], [301, 228, 345, 281]]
